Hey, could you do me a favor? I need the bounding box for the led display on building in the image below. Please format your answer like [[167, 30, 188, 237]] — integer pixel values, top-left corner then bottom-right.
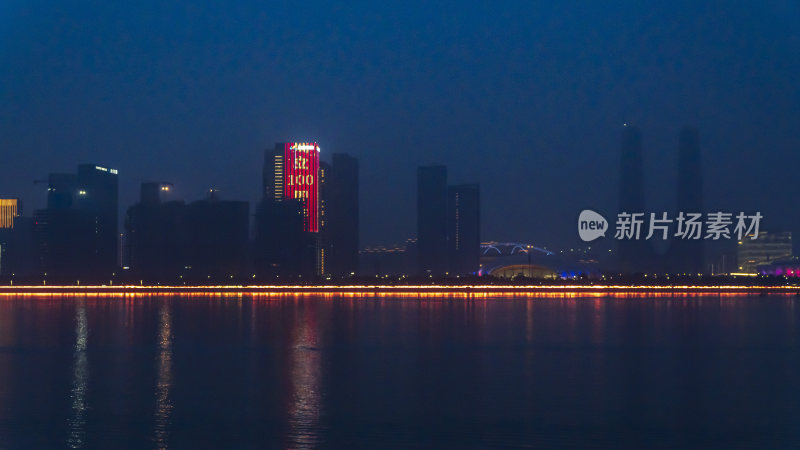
[[0, 199, 19, 229], [283, 142, 320, 232]]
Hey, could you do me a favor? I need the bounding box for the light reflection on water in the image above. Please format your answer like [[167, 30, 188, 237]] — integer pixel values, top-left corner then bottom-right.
[[153, 301, 173, 449], [287, 302, 322, 449], [67, 301, 88, 449], [0, 293, 796, 448]]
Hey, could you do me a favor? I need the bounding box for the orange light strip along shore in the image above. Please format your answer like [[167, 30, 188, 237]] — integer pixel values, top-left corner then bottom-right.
[[0, 285, 798, 294]]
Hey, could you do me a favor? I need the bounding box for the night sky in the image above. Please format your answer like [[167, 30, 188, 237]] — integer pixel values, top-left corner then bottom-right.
[[1, 1, 798, 249]]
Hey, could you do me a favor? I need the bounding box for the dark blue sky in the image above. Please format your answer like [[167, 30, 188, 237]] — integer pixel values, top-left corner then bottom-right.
[[1, 1, 798, 248]]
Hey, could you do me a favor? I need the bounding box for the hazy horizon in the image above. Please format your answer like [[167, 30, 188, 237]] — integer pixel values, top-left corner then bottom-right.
[[2, 1, 798, 248]]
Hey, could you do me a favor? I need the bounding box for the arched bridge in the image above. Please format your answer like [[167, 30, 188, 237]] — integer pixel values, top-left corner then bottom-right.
[[479, 242, 558, 278], [480, 242, 554, 257]]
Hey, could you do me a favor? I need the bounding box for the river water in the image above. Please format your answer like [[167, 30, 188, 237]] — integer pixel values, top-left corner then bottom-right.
[[0, 292, 798, 449]]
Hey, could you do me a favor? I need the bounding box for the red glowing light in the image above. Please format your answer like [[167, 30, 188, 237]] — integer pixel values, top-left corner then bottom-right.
[[284, 142, 320, 232]]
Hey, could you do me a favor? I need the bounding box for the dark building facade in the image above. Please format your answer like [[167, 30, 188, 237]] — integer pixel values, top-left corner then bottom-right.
[[417, 165, 448, 275], [325, 153, 359, 276], [671, 127, 704, 273], [253, 198, 316, 277], [34, 208, 98, 279], [319, 161, 330, 274], [35, 164, 119, 280], [125, 183, 186, 281], [126, 184, 249, 281], [0, 200, 37, 277], [447, 184, 480, 275], [184, 198, 249, 279], [417, 166, 481, 276], [0, 216, 36, 277], [75, 164, 119, 272]]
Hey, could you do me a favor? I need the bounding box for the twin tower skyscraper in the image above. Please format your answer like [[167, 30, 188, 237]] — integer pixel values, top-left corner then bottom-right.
[[416, 166, 481, 276], [618, 125, 704, 273]]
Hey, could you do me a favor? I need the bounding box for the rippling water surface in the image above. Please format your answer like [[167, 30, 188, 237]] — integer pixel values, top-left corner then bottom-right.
[[0, 293, 799, 449]]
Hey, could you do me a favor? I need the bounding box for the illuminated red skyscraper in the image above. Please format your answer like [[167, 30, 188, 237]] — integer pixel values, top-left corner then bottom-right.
[[264, 142, 321, 233], [258, 142, 321, 277]]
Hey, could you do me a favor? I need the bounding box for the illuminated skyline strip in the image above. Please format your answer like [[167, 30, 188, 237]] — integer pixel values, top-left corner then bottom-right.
[[0, 285, 797, 295]]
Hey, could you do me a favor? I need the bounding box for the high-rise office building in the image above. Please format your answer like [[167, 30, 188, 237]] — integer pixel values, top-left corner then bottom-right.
[[417, 166, 481, 276], [326, 153, 359, 277], [618, 125, 646, 272], [127, 183, 249, 281], [417, 165, 448, 275], [259, 142, 321, 276], [264, 142, 321, 232], [0, 199, 23, 275], [125, 182, 186, 280], [35, 164, 119, 279], [0, 199, 19, 229], [447, 184, 480, 275], [34, 208, 97, 278], [319, 161, 331, 275], [76, 164, 119, 271], [672, 127, 705, 273]]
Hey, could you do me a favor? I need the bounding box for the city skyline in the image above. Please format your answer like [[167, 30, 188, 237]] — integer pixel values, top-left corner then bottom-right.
[[2, 129, 793, 281], [2, 123, 792, 253], [2, 3, 799, 448], [2, 2, 798, 249]]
